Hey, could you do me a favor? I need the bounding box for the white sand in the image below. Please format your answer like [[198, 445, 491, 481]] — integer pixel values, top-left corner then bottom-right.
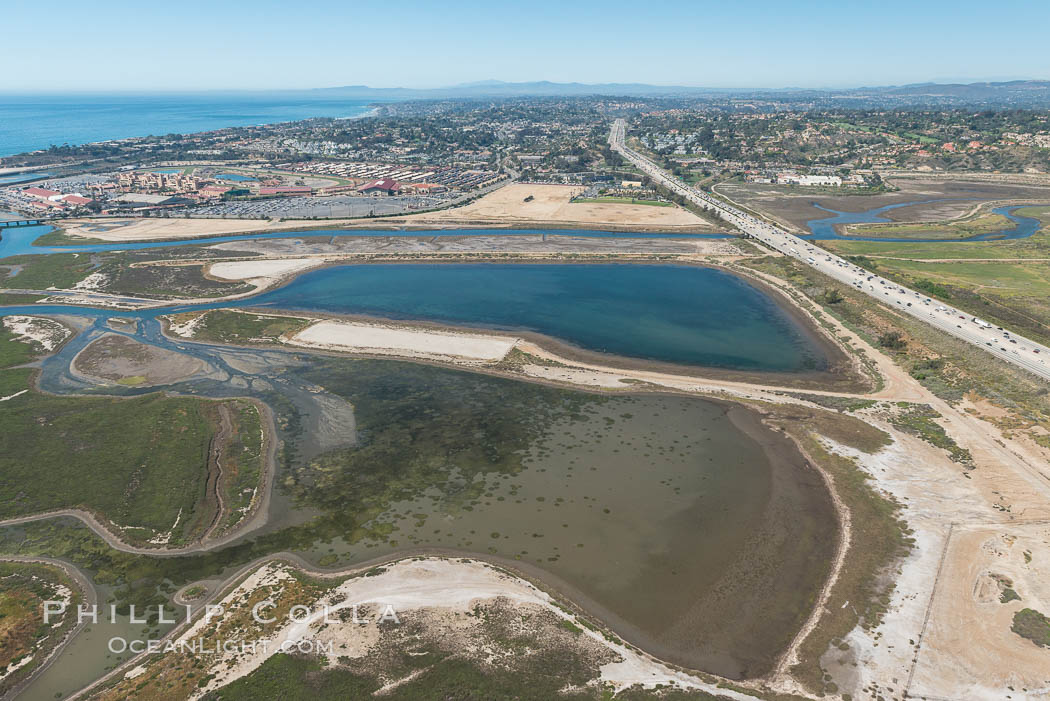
[[207, 258, 320, 281], [72, 272, 109, 291], [2, 315, 70, 351], [165, 313, 206, 339], [290, 320, 516, 361], [189, 559, 758, 700]]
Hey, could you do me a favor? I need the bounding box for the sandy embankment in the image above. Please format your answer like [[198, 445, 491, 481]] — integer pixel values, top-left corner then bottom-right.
[[161, 558, 759, 700], [289, 320, 517, 362], [808, 401, 1050, 700], [59, 217, 367, 243], [207, 258, 322, 282]]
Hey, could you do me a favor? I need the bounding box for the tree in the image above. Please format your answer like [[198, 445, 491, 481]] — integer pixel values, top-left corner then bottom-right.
[[823, 288, 843, 304], [878, 331, 907, 350]]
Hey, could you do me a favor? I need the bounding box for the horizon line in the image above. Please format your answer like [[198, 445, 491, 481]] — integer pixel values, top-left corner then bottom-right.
[[0, 76, 1046, 96]]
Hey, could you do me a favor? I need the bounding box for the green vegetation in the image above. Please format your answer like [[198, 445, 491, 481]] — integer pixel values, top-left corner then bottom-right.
[[203, 653, 733, 700], [5, 245, 256, 298], [0, 323, 41, 368], [170, 309, 311, 344], [739, 255, 1050, 430], [0, 252, 95, 289], [878, 331, 907, 350], [1014, 204, 1050, 225], [30, 228, 109, 246], [182, 585, 206, 600], [1011, 608, 1050, 648], [288, 359, 596, 520], [887, 404, 973, 467], [0, 325, 244, 544], [100, 261, 252, 300], [824, 223, 1050, 346], [0, 293, 46, 305], [845, 212, 1014, 240], [0, 377, 214, 537], [1001, 587, 1021, 603], [0, 358, 601, 616], [494, 347, 568, 371], [728, 400, 901, 696], [826, 227, 1050, 262], [785, 394, 876, 414], [781, 433, 910, 695], [0, 561, 83, 696], [219, 401, 266, 533], [203, 655, 376, 700], [822, 288, 843, 304]]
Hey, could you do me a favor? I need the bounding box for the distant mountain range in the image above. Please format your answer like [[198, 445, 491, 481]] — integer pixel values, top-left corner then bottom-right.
[[312, 79, 1050, 107], [312, 80, 733, 98]]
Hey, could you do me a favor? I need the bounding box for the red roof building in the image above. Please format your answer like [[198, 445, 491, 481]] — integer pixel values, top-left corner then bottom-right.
[[356, 179, 401, 195], [60, 194, 93, 206], [29, 200, 62, 210], [23, 187, 61, 199]]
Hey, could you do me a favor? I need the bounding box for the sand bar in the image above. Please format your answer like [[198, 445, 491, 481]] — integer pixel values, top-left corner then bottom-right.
[[208, 257, 320, 281], [290, 319, 517, 361]]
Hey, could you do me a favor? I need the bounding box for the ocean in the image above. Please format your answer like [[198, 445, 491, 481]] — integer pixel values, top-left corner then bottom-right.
[[0, 93, 379, 157]]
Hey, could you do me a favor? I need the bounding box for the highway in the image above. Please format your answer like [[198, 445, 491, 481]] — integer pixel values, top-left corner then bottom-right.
[[609, 119, 1050, 383]]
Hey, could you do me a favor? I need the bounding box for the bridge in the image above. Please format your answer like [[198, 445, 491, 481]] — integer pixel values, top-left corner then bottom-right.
[[0, 219, 43, 228]]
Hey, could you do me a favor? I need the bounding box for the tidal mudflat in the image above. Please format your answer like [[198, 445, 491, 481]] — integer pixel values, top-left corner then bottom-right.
[[282, 359, 837, 678]]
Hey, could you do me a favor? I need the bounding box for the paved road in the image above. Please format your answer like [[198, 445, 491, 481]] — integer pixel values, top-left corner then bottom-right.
[[609, 119, 1050, 383]]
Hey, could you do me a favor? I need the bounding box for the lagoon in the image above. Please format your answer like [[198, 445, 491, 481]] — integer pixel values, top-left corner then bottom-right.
[[249, 263, 827, 372]]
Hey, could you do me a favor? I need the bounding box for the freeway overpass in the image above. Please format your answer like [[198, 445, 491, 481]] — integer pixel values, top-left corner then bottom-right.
[[609, 119, 1050, 383]]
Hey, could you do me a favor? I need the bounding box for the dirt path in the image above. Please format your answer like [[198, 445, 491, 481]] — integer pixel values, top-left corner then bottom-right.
[[199, 403, 234, 542]]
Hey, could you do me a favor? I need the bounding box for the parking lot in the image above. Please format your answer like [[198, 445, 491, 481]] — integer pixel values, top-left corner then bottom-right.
[[185, 194, 451, 219]]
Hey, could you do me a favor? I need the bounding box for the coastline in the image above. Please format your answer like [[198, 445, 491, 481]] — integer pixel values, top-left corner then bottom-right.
[[0, 95, 380, 159]]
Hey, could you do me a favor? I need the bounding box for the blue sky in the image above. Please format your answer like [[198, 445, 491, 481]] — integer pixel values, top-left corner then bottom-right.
[[4, 0, 1048, 91]]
